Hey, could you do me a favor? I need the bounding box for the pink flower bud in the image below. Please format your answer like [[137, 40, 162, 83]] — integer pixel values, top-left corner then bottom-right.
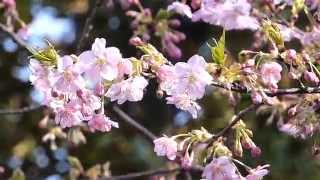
[[251, 91, 262, 104], [94, 83, 105, 96], [287, 49, 297, 62], [191, 0, 201, 9], [304, 71, 319, 85], [129, 37, 144, 46], [128, 0, 139, 5], [251, 146, 262, 158], [181, 152, 194, 169]]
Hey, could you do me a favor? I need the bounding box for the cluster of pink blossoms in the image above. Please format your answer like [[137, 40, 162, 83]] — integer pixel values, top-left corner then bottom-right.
[[153, 136, 269, 180], [168, 0, 259, 30], [30, 38, 148, 132]]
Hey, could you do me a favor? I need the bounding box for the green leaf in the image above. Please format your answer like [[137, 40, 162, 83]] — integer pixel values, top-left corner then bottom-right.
[[210, 30, 226, 66], [262, 20, 284, 48], [68, 156, 84, 172], [292, 0, 305, 15], [9, 169, 25, 180], [156, 9, 172, 20]]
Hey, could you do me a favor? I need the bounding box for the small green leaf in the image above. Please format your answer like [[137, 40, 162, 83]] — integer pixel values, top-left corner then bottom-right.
[[262, 20, 284, 48], [292, 0, 305, 15], [156, 9, 172, 20], [9, 169, 25, 180], [68, 156, 84, 173], [210, 30, 226, 66]]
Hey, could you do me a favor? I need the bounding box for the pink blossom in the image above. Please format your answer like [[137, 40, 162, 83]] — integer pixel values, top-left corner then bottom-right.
[[246, 164, 270, 180], [191, 0, 201, 9], [117, 58, 133, 79], [166, 94, 201, 118], [2, 0, 15, 9], [78, 38, 123, 82], [192, 0, 259, 30], [167, 2, 192, 18], [153, 136, 178, 160], [251, 91, 263, 104], [172, 55, 212, 99], [51, 55, 85, 94], [202, 156, 241, 180], [106, 76, 148, 104], [29, 59, 51, 92], [88, 114, 119, 132], [17, 26, 31, 40], [54, 101, 83, 128], [157, 65, 176, 92], [76, 90, 101, 120], [304, 71, 319, 85], [279, 123, 300, 137], [260, 62, 282, 90], [181, 152, 194, 169]]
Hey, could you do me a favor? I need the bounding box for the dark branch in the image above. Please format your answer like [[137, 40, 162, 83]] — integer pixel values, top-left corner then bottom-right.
[[211, 81, 320, 96], [112, 105, 157, 141], [0, 104, 44, 115], [207, 104, 259, 143], [103, 166, 203, 180], [76, 0, 103, 53]]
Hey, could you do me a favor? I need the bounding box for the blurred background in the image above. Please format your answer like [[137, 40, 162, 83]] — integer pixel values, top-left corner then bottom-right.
[[0, 0, 320, 179]]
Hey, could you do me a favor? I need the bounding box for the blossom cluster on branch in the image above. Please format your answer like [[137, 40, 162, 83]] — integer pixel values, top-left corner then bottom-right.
[[4, 0, 320, 179]]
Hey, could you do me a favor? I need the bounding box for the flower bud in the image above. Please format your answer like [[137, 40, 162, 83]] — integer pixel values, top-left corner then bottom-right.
[[304, 71, 319, 85], [94, 83, 105, 96], [129, 37, 144, 46], [251, 146, 262, 158], [181, 152, 194, 169], [251, 91, 263, 104]]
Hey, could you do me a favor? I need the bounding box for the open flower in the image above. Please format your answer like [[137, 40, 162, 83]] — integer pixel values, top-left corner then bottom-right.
[[153, 136, 178, 160], [106, 76, 148, 104], [51, 55, 85, 94], [166, 94, 201, 118], [78, 38, 123, 82], [54, 101, 83, 128], [88, 114, 119, 132], [246, 164, 270, 180], [172, 55, 212, 99], [192, 0, 259, 30], [202, 156, 241, 180], [29, 59, 51, 92], [260, 62, 282, 90], [167, 2, 192, 18]]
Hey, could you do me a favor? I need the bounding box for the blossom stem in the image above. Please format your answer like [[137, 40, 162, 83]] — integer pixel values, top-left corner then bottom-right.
[[232, 158, 252, 172], [206, 104, 259, 144]]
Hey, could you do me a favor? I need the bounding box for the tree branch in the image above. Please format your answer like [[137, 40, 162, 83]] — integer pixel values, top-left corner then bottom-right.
[[211, 81, 320, 96], [112, 105, 157, 141], [103, 166, 203, 180], [207, 104, 259, 144], [76, 0, 103, 53], [0, 104, 44, 115]]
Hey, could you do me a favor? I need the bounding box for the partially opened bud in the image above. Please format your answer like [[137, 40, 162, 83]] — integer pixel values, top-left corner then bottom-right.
[[304, 71, 319, 85]]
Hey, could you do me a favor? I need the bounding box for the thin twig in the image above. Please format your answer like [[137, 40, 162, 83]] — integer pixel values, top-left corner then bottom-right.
[[0, 23, 29, 49], [103, 166, 203, 180], [207, 104, 259, 144], [112, 105, 157, 141], [0, 104, 44, 115], [211, 81, 320, 96], [76, 0, 103, 53]]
